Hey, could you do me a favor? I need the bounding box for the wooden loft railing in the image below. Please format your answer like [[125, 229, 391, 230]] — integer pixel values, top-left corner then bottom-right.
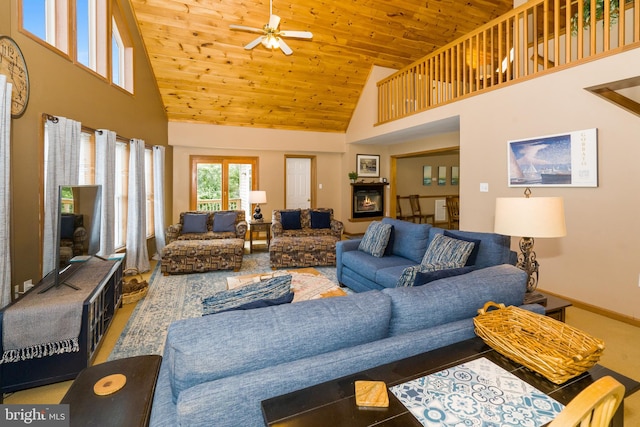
[[377, 0, 640, 124]]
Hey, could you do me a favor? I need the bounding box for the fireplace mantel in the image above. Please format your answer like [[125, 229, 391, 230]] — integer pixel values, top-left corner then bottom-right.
[[350, 182, 388, 221]]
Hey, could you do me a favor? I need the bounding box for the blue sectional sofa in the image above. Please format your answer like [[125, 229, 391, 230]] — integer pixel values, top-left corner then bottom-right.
[[149, 264, 538, 427], [337, 217, 516, 292]]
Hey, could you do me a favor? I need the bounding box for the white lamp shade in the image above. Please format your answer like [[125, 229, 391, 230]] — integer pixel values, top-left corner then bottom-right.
[[494, 196, 566, 238], [250, 191, 267, 204]]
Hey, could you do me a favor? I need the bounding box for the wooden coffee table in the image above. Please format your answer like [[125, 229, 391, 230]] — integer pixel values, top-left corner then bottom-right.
[[262, 337, 639, 427]]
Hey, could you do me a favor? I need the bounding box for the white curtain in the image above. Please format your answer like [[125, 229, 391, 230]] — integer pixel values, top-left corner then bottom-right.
[[95, 129, 116, 257], [43, 117, 81, 275], [0, 76, 12, 308], [126, 138, 150, 272], [153, 145, 166, 256]]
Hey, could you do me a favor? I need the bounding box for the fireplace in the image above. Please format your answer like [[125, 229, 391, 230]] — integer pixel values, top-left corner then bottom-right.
[[351, 183, 386, 219]]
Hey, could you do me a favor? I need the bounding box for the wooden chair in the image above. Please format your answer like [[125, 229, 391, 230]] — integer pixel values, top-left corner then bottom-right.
[[395, 196, 412, 221], [548, 376, 625, 427], [408, 195, 434, 225], [446, 196, 460, 229]]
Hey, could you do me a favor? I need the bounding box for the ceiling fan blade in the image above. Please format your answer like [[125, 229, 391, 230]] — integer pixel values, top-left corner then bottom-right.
[[230, 24, 265, 34], [278, 38, 293, 55], [279, 30, 313, 39], [244, 36, 264, 50], [268, 14, 281, 30]]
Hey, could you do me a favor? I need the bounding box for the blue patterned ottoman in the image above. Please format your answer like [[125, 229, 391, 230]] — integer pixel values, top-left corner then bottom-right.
[[269, 235, 339, 268], [161, 238, 244, 274]]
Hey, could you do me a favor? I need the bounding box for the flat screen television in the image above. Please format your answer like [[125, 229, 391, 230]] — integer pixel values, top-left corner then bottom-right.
[[39, 185, 102, 293]]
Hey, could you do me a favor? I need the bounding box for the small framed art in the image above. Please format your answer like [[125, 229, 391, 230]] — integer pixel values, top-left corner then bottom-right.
[[451, 166, 459, 185], [423, 166, 432, 185], [356, 154, 380, 178], [438, 166, 447, 186]]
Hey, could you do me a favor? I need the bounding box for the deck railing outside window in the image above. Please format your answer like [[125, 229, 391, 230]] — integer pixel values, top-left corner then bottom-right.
[[377, 0, 640, 124]]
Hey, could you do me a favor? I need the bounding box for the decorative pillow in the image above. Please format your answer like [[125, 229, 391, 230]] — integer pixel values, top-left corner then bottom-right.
[[444, 230, 481, 266], [358, 221, 393, 258], [280, 211, 302, 230], [396, 262, 462, 287], [60, 214, 76, 239], [182, 213, 209, 234], [202, 275, 293, 316], [421, 233, 475, 268], [310, 210, 331, 229], [208, 292, 294, 315], [414, 265, 477, 286], [213, 211, 237, 232]]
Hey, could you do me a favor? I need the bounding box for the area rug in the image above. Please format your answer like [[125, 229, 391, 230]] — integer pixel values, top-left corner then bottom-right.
[[108, 252, 344, 360]]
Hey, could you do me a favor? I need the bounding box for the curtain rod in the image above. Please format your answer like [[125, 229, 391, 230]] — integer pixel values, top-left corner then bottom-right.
[[43, 113, 155, 148]]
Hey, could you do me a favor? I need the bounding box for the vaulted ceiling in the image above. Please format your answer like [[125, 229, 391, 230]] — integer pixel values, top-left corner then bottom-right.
[[130, 0, 513, 132]]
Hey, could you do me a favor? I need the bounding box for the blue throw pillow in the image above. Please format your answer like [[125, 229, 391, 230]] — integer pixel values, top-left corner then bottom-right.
[[280, 211, 302, 230], [182, 213, 208, 233], [414, 265, 478, 286], [202, 275, 293, 315], [358, 221, 392, 258], [213, 212, 237, 232], [444, 230, 481, 266], [310, 210, 331, 229], [421, 233, 474, 267], [212, 292, 295, 314]]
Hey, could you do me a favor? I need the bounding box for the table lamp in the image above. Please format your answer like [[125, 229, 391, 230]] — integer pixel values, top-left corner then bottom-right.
[[494, 188, 566, 304], [250, 191, 267, 222]]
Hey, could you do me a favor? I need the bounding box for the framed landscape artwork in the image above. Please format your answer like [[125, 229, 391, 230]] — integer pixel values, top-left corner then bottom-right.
[[451, 166, 459, 185], [508, 128, 598, 187], [356, 154, 380, 178], [438, 166, 447, 185], [423, 166, 432, 185]]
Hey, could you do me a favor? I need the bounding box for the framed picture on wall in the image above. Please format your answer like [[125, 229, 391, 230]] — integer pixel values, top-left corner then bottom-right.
[[508, 128, 598, 187], [423, 166, 432, 185], [438, 166, 447, 186], [356, 154, 380, 178], [451, 166, 459, 185]]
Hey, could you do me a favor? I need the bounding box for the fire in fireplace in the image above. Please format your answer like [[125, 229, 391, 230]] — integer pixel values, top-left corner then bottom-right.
[[352, 183, 386, 219]]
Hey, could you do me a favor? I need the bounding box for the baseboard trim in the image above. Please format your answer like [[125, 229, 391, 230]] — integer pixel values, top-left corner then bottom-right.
[[540, 289, 640, 328]]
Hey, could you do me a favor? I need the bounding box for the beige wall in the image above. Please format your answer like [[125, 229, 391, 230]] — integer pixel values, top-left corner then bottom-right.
[[168, 122, 347, 224], [4, 0, 170, 293], [346, 48, 640, 319]]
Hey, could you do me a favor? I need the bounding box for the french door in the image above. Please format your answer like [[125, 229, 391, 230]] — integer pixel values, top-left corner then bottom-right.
[[190, 156, 258, 221]]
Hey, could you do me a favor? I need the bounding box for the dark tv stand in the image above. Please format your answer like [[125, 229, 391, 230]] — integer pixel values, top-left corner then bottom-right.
[[0, 258, 123, 394]]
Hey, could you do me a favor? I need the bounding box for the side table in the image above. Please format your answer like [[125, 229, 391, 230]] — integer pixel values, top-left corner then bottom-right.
[[540, 292, 572, 322], [249, 220, 271, 253], [61, 355, 161, 427]]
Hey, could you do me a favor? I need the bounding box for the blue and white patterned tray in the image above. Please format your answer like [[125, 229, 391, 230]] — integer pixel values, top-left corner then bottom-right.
[[389, 357, 564, 426]]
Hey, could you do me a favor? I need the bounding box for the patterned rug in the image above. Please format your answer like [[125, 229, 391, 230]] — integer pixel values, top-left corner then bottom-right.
[[108, 252, 341, 360]]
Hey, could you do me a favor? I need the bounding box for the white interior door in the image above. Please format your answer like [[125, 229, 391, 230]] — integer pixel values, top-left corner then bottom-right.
[[286, 157, 311, 209]]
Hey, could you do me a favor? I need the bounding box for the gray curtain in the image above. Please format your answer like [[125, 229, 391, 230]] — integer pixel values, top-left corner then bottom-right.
[[43, 116, 81, 275], [95, 129, 116, 257], [0, 76, 11, 308], [125, 139, 150, 272], [153, 145, 166, 256]]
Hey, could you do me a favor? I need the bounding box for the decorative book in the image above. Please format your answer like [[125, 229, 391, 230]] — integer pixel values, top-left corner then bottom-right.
[[389, 357, 564, 426]]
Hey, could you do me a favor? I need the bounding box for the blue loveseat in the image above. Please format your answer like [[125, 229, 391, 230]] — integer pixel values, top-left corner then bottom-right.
[[149, 263, 538, 427], [337, 217, 516, 292]]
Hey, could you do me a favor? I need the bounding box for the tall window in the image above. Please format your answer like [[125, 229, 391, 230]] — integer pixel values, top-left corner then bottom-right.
[[20, 0, 132, 90], [114, 141, 129, 249], [78, 131, 95, 184], [145, 147, 154, 238]]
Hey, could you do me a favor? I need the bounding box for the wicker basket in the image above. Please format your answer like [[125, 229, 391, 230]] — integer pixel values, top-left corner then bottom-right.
[[122, 268, 149, 305], [473, 301, 605, 384]]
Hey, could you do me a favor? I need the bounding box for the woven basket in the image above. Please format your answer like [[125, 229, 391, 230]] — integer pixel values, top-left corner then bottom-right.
[[122, 268, 149, 305], [473, 301, 605, 384]]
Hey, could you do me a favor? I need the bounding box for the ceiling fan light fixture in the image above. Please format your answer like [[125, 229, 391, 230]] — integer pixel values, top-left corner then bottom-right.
[[262, 34, 280, 49]]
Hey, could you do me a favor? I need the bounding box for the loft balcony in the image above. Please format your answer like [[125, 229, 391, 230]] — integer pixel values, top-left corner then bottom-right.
[[377, 0, 640, 124]]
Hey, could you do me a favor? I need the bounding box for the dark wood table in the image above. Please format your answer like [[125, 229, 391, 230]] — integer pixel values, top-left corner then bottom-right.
[[61, 355, 161, 427], [249, 220, 271, 253], [262, 338, 639, 427], [540, 292, 572, 322]]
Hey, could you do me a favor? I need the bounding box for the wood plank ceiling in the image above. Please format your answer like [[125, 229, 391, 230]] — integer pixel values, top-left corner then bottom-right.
[[130, 0, 513, 132]]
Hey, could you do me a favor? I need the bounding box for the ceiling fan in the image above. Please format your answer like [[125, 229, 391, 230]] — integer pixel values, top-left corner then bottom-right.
[[229, 0, 313, 55]]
